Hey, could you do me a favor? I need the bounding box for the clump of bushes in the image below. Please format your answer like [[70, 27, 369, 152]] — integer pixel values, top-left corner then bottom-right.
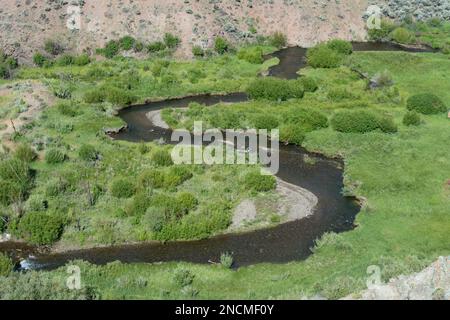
[[243, 172, 276, 192], [368, 19, 396, 41], [298, 76, 319, 92], [14, 144, 37, 163], [33, 53, 48, 67], [326, 39, 353, 55], [163, 33, 181, 49], [307, 44, 343, 68], [0, 253, 13, 277], [45, 149, 66, 164], [390, 27, 416, 44], [0, 158, 33, 206], [78, 144, 99, 161], [102, 40, 120, 58], [74, 54, 91, 66], [268, 31, 287, 49], [279, 124, 306, 145], [237, 47, 264, 64], [282, 107, 329, 131], [44, 39, 64, 55], [403, 111, 422, 126], [192, 45, 205, 57], [214, 37, 229, 54], [246, 78, 304, 101], [110, 177, 136, 198], [119, 36, 136, 51], [147, 41, 166, 53], [17, 212, 64, 245], [331, 110, 397, 134], [406, 93, 446, 115], [151, 149, 173, 167], [252, 114, 279, 130], [220, 252, 234, 269], [173, 268, 195, 288], [0, 50, 19, 79]]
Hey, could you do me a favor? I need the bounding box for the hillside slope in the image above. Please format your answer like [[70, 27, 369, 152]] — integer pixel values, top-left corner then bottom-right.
[[1, 0, 373, 63]]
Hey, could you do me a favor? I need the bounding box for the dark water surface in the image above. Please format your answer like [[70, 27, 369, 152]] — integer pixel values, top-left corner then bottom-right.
[[3, 42, 427, 270]]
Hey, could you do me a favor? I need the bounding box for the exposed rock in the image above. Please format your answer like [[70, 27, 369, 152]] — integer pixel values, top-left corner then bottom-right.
[[347, 256, 450, 300]]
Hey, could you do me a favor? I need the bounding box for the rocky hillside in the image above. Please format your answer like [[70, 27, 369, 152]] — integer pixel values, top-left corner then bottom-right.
[[1, 1, 449, 64], [1, 0, 373, 63]]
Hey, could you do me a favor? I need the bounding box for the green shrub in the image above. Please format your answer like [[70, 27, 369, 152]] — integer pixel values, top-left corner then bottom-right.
[[106, 87, 137, 105], [163, 33, 181, 48], [220, 252, 234, 269], [138, 169, 166, 190], [56, 54, 75, 66], [147, 41, 166, 53], [17, 212, 64, 245], [327, 87, 356, 101], [44, 40, 63, 55], [237, 47, 264, 64], [33, 53, 47, 67], [246, 78, 304, 101], [391, 27, 415, 44], [134, 41, 144, 52], [173, 268, 194, 288], [403, 111, 421, 126], [298, 77, 318, 92], [74, 54, 91, 66], [214, 37, 229, 54], [78, 144, 99, 161], [144, 207, 166, 232], [331, 110, 397, 134], [0, 253, 13, 277], [176, 192, 198, 214], [406, 93, 446, 115], [103, 40, 120, 58], [192, 45, 204, 57], [368, 19, 396, 41], [0, 159, 33, 205], [280, 124, 306, 145], [252, 114, 279, 130], [125, 192, 152, 216], [14, 144, 37, 163], [243, 172, 276, 192], [0, 216, 6, 233], [56, 101, 77, 117], [268, 31, 287, 49], [45, 149, 66, 164], [281, 107, 329, 131], [326, 39, 353, 55], [119, 36, 136, 51], [84, 88, 107, 103], [110, 177, 136, 198], [307, 44, 343, 68], [151, 149, 173, 166], [163, 166, 193, 188]]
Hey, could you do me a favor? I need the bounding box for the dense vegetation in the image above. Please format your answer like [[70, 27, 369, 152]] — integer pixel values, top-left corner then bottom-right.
[[0, 25, 449, 300]]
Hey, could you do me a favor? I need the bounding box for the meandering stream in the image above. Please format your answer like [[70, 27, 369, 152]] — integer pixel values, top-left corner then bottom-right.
[[1, 42, 433, 270]]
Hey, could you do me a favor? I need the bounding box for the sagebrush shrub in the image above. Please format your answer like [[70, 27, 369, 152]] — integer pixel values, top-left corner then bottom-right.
[[17, 212, 64, 245], [391, 27, 415, 44], [403, 111, 421, 126], [307, 44, 343, 68], [45, 149, 66, 164], [0, 253, 13, 277], [110, 177, 136, 198], [326, 39, 353, 55], [406, 93, 446, 114], [244, 172, 276, 192], [151, 149, 173, 167], [268, 32, 287, 49], [331, 110, 397, 134], [246, 78, 304, 101], [78, 144, 99, 161]]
